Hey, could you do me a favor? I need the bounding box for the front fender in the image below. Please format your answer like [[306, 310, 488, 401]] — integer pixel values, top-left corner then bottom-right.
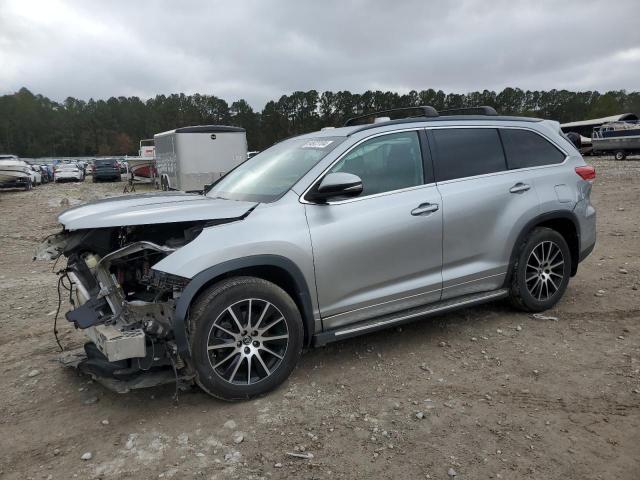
[[171, 255, 315, 357], [152, 194, 317, 357]]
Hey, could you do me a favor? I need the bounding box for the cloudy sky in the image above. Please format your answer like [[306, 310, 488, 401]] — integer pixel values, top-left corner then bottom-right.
[[1, 0, 639, 108]]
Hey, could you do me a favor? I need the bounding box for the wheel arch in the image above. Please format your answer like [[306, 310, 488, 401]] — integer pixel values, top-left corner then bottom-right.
[[173, 255, 315, 358], [506, 211, 581, 286]]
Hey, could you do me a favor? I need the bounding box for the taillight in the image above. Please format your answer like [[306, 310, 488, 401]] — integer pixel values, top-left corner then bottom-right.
[[575, 165, 595, 182]]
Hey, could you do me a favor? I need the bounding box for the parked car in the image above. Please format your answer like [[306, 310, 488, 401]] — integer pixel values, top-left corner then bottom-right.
[[92, 158, 121, 182], [40, 164, 54, 183], [38, 106, 596, 400], [0, 155, 33, 190], [29, 165, 42, 186], [55, 163, 85, 182]]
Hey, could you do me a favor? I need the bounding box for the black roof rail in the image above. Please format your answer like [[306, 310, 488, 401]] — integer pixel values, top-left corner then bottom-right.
[[346, 114, 540, 136], [439, 106, 498, 116], [344, 105, 438, 127]]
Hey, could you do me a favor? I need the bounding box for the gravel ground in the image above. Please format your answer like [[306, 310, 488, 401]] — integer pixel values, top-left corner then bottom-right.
[[0, 158, 639, 480]]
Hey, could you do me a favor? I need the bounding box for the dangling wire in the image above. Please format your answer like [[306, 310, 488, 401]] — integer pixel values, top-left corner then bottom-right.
[[53, 268, 76, 352], [53, 274, 65, 352], [168, 355, 180, 405], [136, 338, 156, 371]]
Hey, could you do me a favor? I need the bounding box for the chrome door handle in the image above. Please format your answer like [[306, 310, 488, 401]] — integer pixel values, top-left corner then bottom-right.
[[510, 183, 531, 194], [411, 203, 439, 216]]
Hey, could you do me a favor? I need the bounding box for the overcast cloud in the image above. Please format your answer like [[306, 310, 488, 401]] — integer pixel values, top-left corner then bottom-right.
[[1, 0, 639, 108]]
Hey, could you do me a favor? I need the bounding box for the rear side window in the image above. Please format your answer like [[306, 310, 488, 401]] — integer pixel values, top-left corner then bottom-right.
[[500, 129, 566, 169], [431, 128, 506, 182]]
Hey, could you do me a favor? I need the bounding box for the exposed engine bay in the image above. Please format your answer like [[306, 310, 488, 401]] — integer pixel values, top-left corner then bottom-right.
[[36, 220, 214, 394]]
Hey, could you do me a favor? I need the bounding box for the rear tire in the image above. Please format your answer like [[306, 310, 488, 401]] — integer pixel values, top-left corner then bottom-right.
[[614, 150, 626, 161], [189, 276, 304, 401], [509, 227, 571, 312]]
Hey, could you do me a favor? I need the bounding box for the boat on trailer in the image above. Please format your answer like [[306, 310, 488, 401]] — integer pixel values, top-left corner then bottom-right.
[[125, 139, 156, 182], [592, 120, 640, 160]]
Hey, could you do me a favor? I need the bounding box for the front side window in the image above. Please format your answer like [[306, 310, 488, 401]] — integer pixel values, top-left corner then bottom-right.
[[500, 129, 566, 169], [327, 131, 424, 196], [431, 128, 506, 182], [208, 136, 345, 202]]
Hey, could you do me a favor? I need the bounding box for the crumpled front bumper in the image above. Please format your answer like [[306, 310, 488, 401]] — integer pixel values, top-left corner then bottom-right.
[[60, 342, 193, 394]]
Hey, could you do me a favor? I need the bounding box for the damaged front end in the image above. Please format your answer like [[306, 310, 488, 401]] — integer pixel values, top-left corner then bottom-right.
[[37, 222, 208, 393]]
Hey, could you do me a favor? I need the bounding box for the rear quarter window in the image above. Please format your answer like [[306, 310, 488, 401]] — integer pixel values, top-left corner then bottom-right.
[[431, 128, 506, 182], [500, 129, 566, 169]]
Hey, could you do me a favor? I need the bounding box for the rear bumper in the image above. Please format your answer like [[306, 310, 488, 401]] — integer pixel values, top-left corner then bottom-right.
[[94, 172, 120, 179], [573, 192, 596, 265], [579, 240, 595, 263], [56, 174, 82, 181], [0, 177, 29, 187]]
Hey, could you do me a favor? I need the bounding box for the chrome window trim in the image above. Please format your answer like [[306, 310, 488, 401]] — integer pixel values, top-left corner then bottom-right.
[[427, 124, 570, 186], [299, 123, 571, 203]]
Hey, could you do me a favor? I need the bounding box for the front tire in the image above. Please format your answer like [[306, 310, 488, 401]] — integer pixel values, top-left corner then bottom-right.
[[509, 227, 571, 312], [189, 277, 304, 400]]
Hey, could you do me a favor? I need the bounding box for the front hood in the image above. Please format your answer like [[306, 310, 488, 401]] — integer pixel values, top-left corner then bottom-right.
[[58, 192, 257, 230]]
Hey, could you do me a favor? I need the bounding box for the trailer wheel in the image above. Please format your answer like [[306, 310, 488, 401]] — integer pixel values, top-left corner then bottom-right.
[[614, 150, 626, 161]]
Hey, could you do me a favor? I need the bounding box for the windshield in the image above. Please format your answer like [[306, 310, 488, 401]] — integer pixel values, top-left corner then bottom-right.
[[207, 136, 345, 202]]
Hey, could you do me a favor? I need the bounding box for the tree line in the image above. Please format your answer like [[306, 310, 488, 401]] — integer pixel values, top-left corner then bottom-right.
[[1, 87, 639, 158]]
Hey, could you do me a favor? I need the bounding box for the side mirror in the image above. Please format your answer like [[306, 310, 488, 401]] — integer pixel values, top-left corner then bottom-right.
[[307, 172, 363, 203]]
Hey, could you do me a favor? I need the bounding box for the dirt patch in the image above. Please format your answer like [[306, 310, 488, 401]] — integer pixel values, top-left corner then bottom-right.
[[0, 161, 639, 479]]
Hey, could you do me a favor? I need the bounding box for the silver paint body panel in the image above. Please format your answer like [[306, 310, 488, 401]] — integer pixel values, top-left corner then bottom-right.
[[58, 192, 257, 229]]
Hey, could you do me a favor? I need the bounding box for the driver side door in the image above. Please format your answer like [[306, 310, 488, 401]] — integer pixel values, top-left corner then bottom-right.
[[304, 130, 443, 330]]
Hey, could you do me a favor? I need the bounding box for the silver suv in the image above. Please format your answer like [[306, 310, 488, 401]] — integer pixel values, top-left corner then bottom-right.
[[38, 106, 596, 400]]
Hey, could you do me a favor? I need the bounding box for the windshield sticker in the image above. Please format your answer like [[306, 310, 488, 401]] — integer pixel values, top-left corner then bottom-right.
[[301, 140, 334, 149]]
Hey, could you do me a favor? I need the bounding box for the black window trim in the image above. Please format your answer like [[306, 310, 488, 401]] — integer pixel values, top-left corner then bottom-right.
[[300, 128, 435, 205], [424, 125, 570, 184]]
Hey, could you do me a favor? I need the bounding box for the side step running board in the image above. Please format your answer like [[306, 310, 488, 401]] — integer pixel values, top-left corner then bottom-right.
[[312, 288, 509, 346]]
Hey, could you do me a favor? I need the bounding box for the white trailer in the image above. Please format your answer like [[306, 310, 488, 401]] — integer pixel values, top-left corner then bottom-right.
[[154, 125, 247, 192]]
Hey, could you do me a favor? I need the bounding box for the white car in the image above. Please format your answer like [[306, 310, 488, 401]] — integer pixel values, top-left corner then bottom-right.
[[29, 165, 42, 186], [55, 163, 85, 182]]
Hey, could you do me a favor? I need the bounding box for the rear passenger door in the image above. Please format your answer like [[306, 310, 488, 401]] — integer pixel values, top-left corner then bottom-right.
[[500, 128, 571, 211], [428, 127, 540, 300]]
